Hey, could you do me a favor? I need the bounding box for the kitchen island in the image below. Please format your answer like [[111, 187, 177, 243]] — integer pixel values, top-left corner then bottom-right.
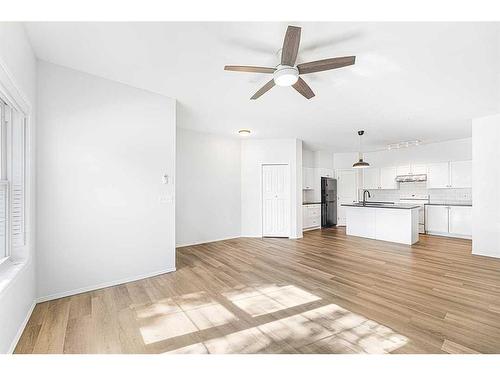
[[342, 203, 420, 245]]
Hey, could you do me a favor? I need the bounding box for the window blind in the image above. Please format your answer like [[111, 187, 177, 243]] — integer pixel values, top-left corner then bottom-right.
[[10, 110, 25, 248]]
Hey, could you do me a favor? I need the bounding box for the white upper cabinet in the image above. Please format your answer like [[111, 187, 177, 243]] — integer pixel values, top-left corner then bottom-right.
[[412, 164, 427, 175], [427, 161, 471, 189], [363, 167, 397, 189], [396, 165, 411, 175], [450, 160, 472, 188], [302, 167, 315, 190], [380, 167, 398, 189], [363, 168, 380, 189], [318, 168, 334, 178], [397, 164, 426, 175], [427, 162, 451, 188]]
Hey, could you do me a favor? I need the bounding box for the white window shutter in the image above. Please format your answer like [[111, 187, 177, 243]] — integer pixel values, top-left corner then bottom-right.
[[11, 110, 25, 247]]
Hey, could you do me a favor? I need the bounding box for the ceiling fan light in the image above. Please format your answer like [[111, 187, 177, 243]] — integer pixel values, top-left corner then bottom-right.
[[273, 66, 299, 86]]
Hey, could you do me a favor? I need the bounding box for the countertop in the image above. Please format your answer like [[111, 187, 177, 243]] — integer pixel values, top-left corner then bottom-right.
[[425, 201, 472, 207], [303, 202, 321, 205], [341, 203, 420, 210]]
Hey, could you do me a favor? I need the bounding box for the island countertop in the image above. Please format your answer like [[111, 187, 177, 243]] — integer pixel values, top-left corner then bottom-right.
[[341, 203, 420, 210], [425, 201, 472, 207]]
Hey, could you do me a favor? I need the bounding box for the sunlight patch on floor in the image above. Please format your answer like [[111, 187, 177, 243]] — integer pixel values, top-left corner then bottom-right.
[[136, 291, 238, 344], [163, 301, 408, 354], [225, 284, 321, 317], [140, 311, 199, 344]]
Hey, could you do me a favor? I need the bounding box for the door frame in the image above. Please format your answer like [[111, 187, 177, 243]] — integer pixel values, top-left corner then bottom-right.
[[261, 163, 291, 238]]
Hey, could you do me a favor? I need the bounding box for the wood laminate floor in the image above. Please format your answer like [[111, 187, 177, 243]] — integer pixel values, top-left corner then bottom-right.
[[15, 227, 500, 354]]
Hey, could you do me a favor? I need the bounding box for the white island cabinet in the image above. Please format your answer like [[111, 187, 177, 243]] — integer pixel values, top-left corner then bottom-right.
[[343, 204, 420, 245]]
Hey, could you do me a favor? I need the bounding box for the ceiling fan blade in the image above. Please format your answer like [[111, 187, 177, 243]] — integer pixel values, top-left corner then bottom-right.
[[224, 65, 276, 74], [250, 79, 276, 100], [297, 56, 356, 75], [292, 77, 315, 99], [281, 26, 301, 66]]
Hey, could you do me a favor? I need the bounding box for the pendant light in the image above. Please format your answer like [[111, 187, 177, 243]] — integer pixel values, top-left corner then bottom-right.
[[352, 130, 370, 168]]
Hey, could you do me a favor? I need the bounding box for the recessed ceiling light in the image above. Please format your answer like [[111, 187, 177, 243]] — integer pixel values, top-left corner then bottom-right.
[[238, 129, 251, 136]]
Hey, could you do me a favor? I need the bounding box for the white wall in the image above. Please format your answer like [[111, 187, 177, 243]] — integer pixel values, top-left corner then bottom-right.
[[302, 148, 315, 168], [472, 114, 500, 258], [36, 61, 176, 300], [333, 138, 472, 169], [314, 150, 334, 169], [176, 128, 241, 247], [0, 23, 37, 353], [241, 139, 302, 238]]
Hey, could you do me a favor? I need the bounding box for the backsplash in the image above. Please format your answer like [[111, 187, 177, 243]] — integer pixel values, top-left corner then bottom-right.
[[361, 182, 472, 203], [303, 189, 318, 203]]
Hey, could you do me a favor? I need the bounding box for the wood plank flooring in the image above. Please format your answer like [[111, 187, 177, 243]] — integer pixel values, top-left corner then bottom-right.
[[14, 227, 500, 354]]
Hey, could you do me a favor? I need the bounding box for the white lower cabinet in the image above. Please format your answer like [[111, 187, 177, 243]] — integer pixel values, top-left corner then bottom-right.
[[425, 205, 472, 239], [449, 206, 472, 237], [426, 205, 449, 233], [303, 204, 321, 230]]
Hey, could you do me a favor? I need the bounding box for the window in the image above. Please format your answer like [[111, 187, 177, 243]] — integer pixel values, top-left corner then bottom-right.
[[0, 99, 26, 262]]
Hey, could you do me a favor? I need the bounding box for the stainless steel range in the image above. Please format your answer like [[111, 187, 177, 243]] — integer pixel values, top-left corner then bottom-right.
[[399, 194, 429, 234]]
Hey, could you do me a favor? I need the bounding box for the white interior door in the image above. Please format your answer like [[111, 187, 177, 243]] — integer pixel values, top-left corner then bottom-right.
[[262, 164, 290, 237], [337, 169, 358, 226]]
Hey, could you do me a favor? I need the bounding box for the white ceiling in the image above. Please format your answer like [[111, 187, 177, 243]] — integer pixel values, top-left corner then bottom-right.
[[24, 22, 500, 152]]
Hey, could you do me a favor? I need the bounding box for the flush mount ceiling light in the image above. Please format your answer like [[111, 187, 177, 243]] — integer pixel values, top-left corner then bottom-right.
[[238, 129, 251, 136], [353, 130, 370, 169], [387, 140, 421, 150]]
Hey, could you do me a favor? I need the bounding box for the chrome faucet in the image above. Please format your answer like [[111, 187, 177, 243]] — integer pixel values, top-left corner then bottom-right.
[[362, 190, 371, 206]]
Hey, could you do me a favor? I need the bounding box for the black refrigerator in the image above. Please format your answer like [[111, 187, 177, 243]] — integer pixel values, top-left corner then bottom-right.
[[321, 177, 337, 227]]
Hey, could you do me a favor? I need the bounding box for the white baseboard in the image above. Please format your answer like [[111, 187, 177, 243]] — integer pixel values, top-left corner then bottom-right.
[[176, 236, 240, 248], [8, 300, 36, 354], [36, 267, 176, 303], [303, 226, 321, 232], [425, 231, 472, 240]]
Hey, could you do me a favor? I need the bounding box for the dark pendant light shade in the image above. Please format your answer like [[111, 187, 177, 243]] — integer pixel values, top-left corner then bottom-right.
[[353, 159, 370, 168], [353, 130, 370, 168]]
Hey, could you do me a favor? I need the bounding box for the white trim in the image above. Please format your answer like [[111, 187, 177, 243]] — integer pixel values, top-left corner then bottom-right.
[[0, 57, 31, 114], [425, 231, 472, 240], [176, 235, 240, 248], [8, 299, 36, 354], [303, 226, 321, 232], [36, 267, 176, 303]]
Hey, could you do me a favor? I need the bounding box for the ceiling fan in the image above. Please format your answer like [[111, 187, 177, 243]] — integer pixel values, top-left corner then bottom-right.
[[224, 25, 356, 100]]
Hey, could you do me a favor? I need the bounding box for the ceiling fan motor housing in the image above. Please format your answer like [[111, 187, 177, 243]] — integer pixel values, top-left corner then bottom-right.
[[273, 65, 299, 86]]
